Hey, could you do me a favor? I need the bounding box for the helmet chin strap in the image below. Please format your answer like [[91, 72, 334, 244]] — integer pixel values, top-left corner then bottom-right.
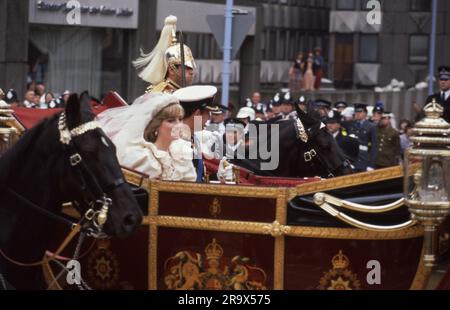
[[169, 63, 193, 87]]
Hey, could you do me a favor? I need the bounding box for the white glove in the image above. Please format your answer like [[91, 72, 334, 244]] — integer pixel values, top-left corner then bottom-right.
[[217, 157, 234, 182], [366, 167, 375, 172], [172, 123, 191, 141]]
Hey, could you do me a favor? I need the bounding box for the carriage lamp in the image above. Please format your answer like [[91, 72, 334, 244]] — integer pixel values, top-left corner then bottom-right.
[[404, 99, 450, 267]]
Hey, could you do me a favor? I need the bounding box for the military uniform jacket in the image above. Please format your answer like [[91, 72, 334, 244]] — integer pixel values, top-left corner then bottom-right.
[[347, 119, 377, 171], [146, 78, 181, 94], [375, 126, 400, 168], [426, 92, 450, 123]]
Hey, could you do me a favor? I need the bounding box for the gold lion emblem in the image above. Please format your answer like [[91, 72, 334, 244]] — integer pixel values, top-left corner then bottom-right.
[[164, 238, 267, 290]]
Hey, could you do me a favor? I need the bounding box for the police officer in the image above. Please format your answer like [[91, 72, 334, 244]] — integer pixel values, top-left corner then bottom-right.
[[206, 105, 227, 135], [325, 110, 359, 166], [223, 118, 247, 159], [271, 93, 283, 120], [371, 104, 384, 124], [334, 101, 347, 114], [280, 92, 297, 120], [133, 15, 196, 94], [255, 104, 266, 121], [347, 103, 377, 172], [375, 112, 400, 169], [425, 66, 450, 123], [314, 99, 332, 121]]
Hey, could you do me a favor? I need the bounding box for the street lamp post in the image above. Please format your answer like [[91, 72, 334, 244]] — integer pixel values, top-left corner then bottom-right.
[[404, 99, 450, 268]]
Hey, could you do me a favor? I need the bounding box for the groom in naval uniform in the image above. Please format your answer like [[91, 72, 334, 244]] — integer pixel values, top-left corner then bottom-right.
[[173, 85, 220, 183]]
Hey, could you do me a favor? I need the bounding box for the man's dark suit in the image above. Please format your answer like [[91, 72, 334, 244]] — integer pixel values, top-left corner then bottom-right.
[[425, 91, 450, 123]]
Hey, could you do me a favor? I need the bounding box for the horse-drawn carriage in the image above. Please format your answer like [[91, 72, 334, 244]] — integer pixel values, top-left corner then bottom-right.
[[0, 93, 447, 290], [49, 166, 425, 290]]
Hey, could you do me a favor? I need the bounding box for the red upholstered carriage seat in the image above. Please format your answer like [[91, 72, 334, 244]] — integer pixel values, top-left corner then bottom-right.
[[12, 107, 63, 129], [90, 91, 128, 115], [12, 91, 128, 129], [204, 158, 321, 187]]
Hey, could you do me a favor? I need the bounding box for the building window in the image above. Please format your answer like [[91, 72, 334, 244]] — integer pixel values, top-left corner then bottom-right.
[[410, 0, 431, 11], [29, 25, 128, 100], [409, 35, 429, 63], [336, 0, 356, 10], [359, 34, 378, 62], [173, 33, 222, 60]]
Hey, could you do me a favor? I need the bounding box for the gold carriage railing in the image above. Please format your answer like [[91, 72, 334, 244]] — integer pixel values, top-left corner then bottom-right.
[[0, 102, 25, 156]]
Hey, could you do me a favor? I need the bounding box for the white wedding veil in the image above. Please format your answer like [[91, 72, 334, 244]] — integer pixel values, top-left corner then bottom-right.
[[96, 92, 180, 161]]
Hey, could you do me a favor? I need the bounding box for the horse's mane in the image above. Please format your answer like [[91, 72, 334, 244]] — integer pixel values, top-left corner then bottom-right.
[[0, 114, 60, 188]]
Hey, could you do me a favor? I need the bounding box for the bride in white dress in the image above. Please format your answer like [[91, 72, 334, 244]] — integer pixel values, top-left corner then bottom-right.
[[96, 92, 196, 182]]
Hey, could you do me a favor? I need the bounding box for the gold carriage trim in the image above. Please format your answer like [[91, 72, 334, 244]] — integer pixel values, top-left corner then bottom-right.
[[143, 215, 423, 240], [288, 165, 407, 200]]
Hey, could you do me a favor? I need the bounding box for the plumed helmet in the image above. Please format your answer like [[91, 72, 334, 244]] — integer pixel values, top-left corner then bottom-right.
[[133, 15, 196, 85]]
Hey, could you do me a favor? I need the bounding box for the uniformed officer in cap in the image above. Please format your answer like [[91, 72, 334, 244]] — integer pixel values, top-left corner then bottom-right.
[[280, 92, 297, 120], [223, 117, 246, 159], [271, 93, 283, 120], [325, 110, 359, 166], [425, 66, 450, 122], [334, 101, 347, 114], [297, 96, 307, 113], [265, 104, 276, 120], [206, 105, 227, 135], [375, 111, 400, 169], [347, 103, 377, 172], [134, 15, 196, 94], [255, 104, 266, 121], [173, 85, 220, 182], [314, 99, 332, 120], [371, 103, 384, 124]]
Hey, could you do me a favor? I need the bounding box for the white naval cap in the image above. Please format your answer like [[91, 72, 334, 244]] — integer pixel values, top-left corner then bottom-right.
[[173, 85, 219, 111], [236, 107, 256, 121]]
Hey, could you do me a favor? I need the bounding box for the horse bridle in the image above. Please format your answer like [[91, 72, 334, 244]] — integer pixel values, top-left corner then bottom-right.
[[0, 113, 125, 271], [58, 112, 126, 237]]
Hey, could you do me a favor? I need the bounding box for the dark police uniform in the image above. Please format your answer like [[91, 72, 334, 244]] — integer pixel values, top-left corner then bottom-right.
[[375, 125, 400, 168], [425, 66, 450, 123], [326, 111, 359, 164], [335, 128, 359, 164], [347, 104, 377, 172]]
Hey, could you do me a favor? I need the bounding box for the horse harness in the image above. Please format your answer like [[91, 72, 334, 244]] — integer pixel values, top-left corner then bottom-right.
[[294, 118, 351, 178], [1, 113, 122, 270]]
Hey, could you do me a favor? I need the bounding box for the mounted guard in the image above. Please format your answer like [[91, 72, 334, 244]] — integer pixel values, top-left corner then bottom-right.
[[133, 15, 196, 94]]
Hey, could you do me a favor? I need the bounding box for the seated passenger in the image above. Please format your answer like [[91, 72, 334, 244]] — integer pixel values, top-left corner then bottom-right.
[[96, 92, 196, 181]]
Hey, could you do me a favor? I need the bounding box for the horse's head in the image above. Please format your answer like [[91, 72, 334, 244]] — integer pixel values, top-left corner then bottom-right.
[[295, 103, 353, 177], [61, 92, 142, 238]]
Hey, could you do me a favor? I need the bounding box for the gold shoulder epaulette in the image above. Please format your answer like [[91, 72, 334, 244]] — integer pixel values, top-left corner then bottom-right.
[[147, 80, 180, 94], [145, 84, 154, 93]]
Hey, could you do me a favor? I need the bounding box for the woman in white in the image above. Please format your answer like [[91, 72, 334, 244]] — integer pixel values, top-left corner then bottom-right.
[[96, 92, 196, 181]]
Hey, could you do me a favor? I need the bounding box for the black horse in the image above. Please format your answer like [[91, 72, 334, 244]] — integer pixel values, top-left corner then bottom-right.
[[0, 92, 143, 289], [231, 105, 353, 178]]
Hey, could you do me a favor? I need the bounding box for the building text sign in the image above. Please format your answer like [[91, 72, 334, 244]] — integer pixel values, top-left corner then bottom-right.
[[29, 0, 139, 29]]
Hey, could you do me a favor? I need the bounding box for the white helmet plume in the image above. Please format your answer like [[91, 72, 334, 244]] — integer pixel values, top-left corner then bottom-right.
[[133, 15, 178, 85]]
